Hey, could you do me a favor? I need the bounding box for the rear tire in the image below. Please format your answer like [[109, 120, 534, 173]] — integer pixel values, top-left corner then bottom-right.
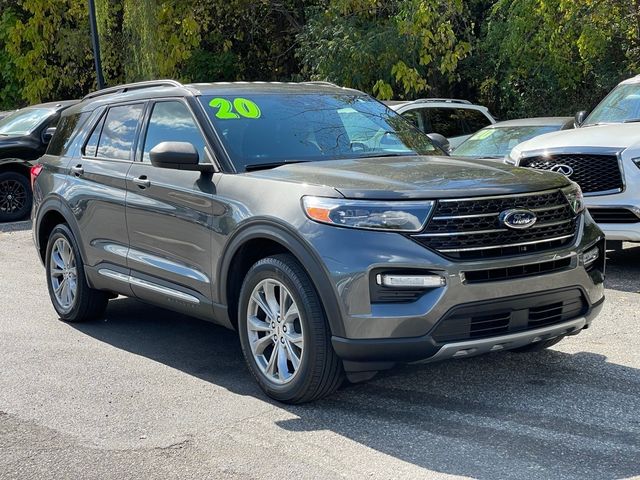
[[45, 224, 109, 322], [238, 254, 344, 403], [511, 335, 565, 353], [0, 171, 31, 222]]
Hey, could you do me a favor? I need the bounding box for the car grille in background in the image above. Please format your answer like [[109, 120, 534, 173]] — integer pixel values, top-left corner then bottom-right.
[[588, 207, 640, 224], [519, 154, 622, 194], [431, 289, 587, 343], [410, 189, 578, 260]]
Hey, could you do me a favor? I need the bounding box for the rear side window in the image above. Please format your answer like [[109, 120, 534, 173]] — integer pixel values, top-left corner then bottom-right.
[[47, 112, 90, 156], [83, 104, 144, 160], [142, 101, 207, 163]]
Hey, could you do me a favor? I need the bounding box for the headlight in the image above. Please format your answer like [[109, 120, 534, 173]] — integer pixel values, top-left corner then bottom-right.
[[302, 196, 434, 232], [562, 183, 585, 214], [506, 146, 523, 165]]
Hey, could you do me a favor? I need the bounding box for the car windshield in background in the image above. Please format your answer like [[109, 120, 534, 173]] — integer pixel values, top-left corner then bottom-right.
[[0, 108, 54, 135], [200, 93, 439, 171], [584, 83, 640, 125], [453, 125, 559, 158]]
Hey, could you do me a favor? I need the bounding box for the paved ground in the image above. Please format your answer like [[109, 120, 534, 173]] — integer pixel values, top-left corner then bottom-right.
[[1, 224, 639, 479]]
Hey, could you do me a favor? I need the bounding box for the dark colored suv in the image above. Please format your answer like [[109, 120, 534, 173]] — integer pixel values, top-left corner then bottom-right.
[[0, 101, 78, 222], [32, 80, 605, 403]]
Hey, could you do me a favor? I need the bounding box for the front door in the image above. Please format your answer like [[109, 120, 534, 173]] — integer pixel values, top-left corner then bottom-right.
[[125, 99, 217, 319]]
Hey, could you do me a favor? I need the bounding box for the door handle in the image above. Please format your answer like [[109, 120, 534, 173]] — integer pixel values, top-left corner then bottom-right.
[[70, 164, 84, 176], [133, 175, 151, 189]]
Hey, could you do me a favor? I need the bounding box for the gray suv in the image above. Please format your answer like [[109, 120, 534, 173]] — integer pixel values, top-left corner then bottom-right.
[[32, 80, 605, 403]]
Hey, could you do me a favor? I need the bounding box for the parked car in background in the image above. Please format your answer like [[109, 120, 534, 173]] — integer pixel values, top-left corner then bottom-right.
[[386, 99, 496, 149], [0, 100, 77, 222], [32, 80, 604, 403], [509, 75, 640, 247], [453, 117, 573, 161]]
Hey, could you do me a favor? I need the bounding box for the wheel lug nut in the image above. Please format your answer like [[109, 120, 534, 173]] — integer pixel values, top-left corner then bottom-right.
[[280, 337, 285, 344], [282, 326, 287, 332]]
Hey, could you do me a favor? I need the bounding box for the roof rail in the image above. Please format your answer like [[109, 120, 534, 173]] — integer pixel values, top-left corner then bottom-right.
[[302, 81, 340, 88], [414, 98, 472, 105], [82, 80, 184, 101]]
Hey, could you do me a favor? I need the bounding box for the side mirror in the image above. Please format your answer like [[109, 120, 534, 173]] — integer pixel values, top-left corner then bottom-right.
[[427, 133, 451, 154], [43, 127, 56, 143], [149, 141, 213, 172], [574, 110, 588, 128]]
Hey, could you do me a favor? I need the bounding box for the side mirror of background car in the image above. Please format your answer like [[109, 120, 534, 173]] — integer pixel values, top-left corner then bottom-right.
[[574, 110, 588, 127], [427, 133, 451, 154], [42, 127, 56, 143], [149, 141, 213, 172]]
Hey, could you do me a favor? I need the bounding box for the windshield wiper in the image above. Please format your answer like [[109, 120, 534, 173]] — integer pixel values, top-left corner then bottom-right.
[[244, 160, 310, 172], [623, 118, 640, 123], [356, 152, 417, 158]]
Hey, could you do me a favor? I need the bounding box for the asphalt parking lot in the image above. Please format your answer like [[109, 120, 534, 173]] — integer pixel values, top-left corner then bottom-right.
[[1, 222, 639, 480]]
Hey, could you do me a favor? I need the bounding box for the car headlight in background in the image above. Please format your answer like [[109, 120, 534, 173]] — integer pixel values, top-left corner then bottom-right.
[[302, 196, 434, 232], [562, 183, 585, 214], [505, 146, 523, 165]]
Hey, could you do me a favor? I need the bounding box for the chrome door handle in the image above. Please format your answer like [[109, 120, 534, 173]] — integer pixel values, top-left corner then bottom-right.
[[70, 164, 84, 176], [133, 176, 150, 189]]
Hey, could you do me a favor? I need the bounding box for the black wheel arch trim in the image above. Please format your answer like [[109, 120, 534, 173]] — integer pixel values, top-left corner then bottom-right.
[[217, 218, 347, 337], [34, 196, 86, 265]]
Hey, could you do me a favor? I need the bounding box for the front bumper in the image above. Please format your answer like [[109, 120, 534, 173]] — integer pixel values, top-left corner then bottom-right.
[[301, 212, 605, 365]]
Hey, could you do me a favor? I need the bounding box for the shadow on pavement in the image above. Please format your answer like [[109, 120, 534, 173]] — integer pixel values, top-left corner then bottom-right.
[[71, 297, 640, 480], [605, 244, 640, 293]]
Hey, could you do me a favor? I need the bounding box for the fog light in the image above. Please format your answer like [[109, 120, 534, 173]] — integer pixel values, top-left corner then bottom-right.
[[583, 247, 600, 267], [376, 274, 446, 288]]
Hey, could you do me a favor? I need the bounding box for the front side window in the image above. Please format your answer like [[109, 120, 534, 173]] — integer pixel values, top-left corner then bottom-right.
[[199, 93, 438, 171], [142, 101, 207, 163], [0, 108, 55, 135], [95, 104, 144, 160], [584, 83, 640, 125]]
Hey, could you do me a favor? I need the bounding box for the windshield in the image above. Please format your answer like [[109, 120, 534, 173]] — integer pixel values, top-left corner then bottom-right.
[[0, 108, 55, 135], [453, 125, 560, 158], [199, 93, 439, 171], [584, 83, 640, 125]]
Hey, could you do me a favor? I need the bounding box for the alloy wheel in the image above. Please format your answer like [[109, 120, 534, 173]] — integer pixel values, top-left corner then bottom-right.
[[246, 278, 304, 384], [0, 178, 27, 214], [49, 237, 78, 310]]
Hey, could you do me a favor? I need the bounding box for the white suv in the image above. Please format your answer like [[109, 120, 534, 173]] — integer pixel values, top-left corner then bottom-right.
[[387, 99, 496, 149], [509, 75, 640, 245]]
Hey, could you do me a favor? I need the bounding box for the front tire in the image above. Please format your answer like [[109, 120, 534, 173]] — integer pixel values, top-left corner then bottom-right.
[[238, 254, 344, 403], [0, 171, 31, 222], [45, 224, 109, 322]]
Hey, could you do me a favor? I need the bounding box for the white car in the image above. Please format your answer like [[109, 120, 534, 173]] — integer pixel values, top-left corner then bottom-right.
[[509, 75, 640, 245], [387, 99, 496, 149]]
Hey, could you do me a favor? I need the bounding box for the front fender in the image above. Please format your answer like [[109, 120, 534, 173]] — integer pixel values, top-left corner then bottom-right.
[[217, 218, 347, 337]]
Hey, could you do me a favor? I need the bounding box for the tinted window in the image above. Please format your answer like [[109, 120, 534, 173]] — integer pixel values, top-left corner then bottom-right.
[[142, 101, 207, 163], [200, 94, 438, 171], [83, 113, 106, 157], [0, 108, 55, 135], [421, 107, 491, 138], [47, 112, 90, 156], [95, 104, 144, 160]]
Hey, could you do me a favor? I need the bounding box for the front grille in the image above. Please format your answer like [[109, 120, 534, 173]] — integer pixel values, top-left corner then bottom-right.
[[431, 289, 587, 343], [520, 154, 622, 194], [588, 207, 640, 224], [411, 190, 578, 260], [464, 257, 572, 284]]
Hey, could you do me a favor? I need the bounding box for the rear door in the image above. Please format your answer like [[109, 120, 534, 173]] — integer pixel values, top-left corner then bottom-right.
[[66, 102, 145, 291], [125, 98, 217, 318]]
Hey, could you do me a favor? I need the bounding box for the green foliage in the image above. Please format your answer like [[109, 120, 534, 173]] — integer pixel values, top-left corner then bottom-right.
[[297, 0, 471, 100]]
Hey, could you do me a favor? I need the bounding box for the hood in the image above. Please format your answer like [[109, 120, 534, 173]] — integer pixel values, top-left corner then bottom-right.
[[516, 123, 640, 153], [247, 156, 571, 199]]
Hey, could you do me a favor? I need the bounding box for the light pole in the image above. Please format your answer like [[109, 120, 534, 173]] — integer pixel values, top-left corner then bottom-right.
[[88, 0, 105, 89]]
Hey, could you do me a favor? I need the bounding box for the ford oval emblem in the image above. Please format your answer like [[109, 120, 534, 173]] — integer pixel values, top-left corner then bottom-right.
[[499, 209, 537, 230]]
